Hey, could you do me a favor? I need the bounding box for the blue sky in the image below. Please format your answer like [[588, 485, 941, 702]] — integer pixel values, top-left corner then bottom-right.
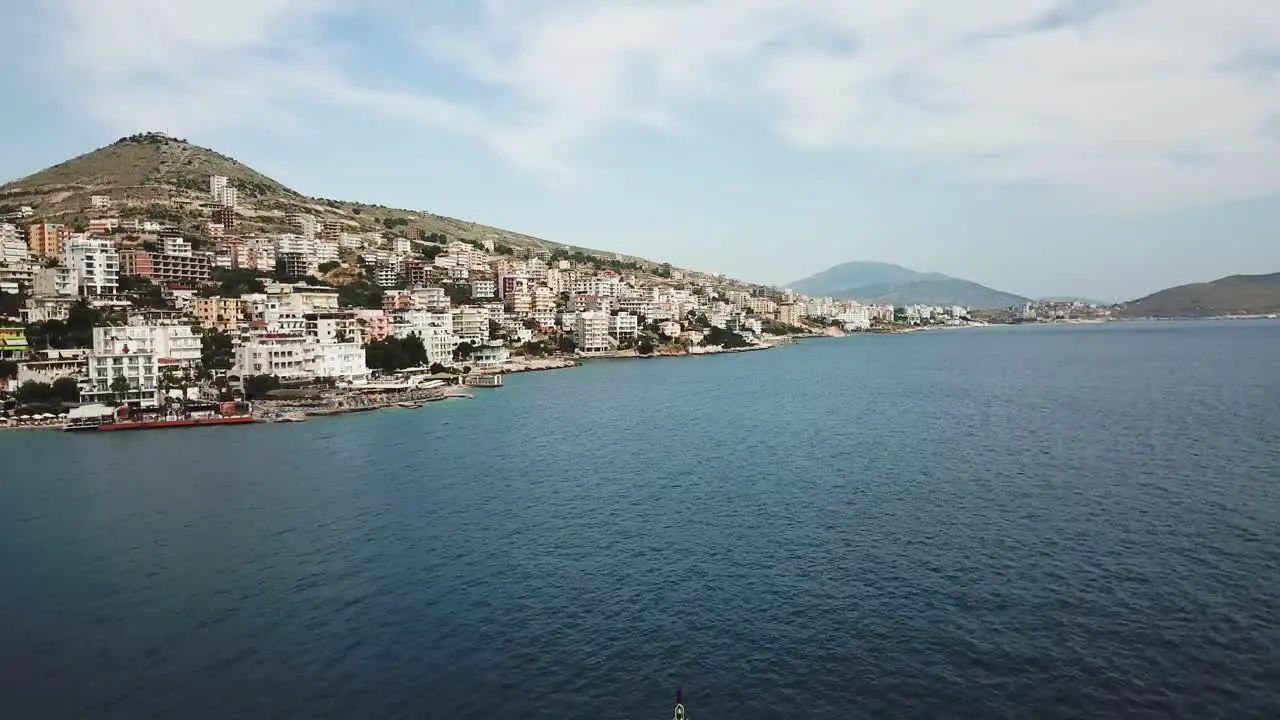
[[3, 0, 1280, 302]]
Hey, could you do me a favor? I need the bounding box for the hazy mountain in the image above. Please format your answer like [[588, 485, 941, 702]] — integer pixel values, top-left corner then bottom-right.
[[789, 261, 1029, 309], [1114, 272, 1280, 317]]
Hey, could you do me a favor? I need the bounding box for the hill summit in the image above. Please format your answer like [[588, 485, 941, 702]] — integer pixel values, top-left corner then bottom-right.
[[0, 132, 636, 262]]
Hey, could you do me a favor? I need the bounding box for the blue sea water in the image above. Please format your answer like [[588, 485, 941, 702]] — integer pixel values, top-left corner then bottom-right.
[[1, 320, 1279, 719]]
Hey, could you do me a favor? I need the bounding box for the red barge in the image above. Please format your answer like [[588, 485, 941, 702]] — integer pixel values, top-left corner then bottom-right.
[[65, 401, 256, 431]]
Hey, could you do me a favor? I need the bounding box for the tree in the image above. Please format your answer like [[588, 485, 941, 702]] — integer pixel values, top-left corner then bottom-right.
[[338, 279, 384, 309], [444, 284, 471, 306], [558, 336, 577, 354], [242, 374, 280, 399], [428, 362, 448, 374], [318, 261, 341, 274], [109, 375, 132, 403], [0, 290, 22, 319], [16, 381, 53, 405], [702, 326, 750, 349], [201, 331, 235, 372], [453, 342, 475, 362], [205, 268, 268, 299], [488, 319, 504, 340], [637, 338, 656, 355], [0, 360, 16, 380], [51, 377, 80, 403], [364, 335, 427, 372]]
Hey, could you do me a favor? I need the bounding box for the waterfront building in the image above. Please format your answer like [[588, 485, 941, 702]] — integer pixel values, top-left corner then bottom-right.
[[609, 312, 639, 341], [84, 347, 160, 407], [470, 340, 510, 368], [572, 311, 611, 354], [452, 306, 489, 346], [16, 349, 89, 386], [94, 324, 202, 366]]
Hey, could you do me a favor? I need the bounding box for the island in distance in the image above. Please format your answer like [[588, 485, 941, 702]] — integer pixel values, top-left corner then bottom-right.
[[788, 261, 1030, 309]]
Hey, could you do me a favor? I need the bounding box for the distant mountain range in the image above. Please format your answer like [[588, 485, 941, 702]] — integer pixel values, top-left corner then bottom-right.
[[788, 261, 1029, 309], [1114, 272, 1280, 317]]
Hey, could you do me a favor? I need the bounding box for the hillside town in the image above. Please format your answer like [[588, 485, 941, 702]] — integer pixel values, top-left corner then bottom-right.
[[1, 170, 1004, 425]]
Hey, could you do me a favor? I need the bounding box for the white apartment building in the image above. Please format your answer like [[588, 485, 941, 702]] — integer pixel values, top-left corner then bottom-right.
[[470, 341, 509, 368], [389, 309, 455, 366], [233, 334, 310, 381], [315, 240, 339, 266], [64, 234, 118, 295], [286, 212, 318, 239], [572, 276, 622, 297], [609, 312, 639, 341], [209, 175, 238, 207], [374, 262, 404, 288], [1, 224, 28, 264], [471, 279, 496, 299], [162, 236, 193, 257], [84, 348, 159, 406], [452, 306, 489, 345], [90, 195, 112, 210], [659, 320, 682, 338], [306, 342, 370, 384], [392, 237, 412, 255], [531, 286, 558, 328], [304, 311, 360, 344], [572, 311, 611, 354], [93, 324, 202, 365], [33, 266, 76, 297]]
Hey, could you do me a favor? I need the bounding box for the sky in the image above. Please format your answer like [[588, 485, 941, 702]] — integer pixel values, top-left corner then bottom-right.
[[3, 0, 1280, 302]]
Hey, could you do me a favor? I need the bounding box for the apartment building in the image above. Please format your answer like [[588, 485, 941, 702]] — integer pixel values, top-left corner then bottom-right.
[[609, 312, 639, 341], [286, 212, 318, 239], [209, 176, 238, 207], [64, 235, 118, 295], [84, 348, 159, 406], [120, 250, 212, 284], [162, 236, 193, 256], [28, 223, 69, 259], [94, 324, 202, 365], [211, 206, 237, 232], [194, 297, 248, 332], [531, 286, 558, 328], [90, 195, 112, 210], [0, 224, 27, 263], [351, 309, 389, 344], [451, 306, 489, 345], [471, 278, 497, 299], [572, 311, 611, 354], [304, 311, 360, 344]]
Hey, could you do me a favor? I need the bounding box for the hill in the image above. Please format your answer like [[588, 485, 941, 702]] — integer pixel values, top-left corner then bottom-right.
[[0, 132, 665, 269], [788, 261, 1028, 308], [1114, 273, 1280, 317]]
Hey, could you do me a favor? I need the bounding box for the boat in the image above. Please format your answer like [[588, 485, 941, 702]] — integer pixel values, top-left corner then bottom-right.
[[463, 374, 504, 388], [65, 400, 256, 432]]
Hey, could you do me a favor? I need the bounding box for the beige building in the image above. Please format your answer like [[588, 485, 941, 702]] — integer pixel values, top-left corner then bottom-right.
[[194, 297, 248, 332]]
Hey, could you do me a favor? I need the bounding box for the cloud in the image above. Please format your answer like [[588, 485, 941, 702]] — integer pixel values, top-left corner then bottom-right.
[[39, 0, 1280, 211]]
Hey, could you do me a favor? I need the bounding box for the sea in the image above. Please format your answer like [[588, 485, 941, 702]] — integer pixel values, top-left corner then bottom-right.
[[2, 320, 1278, 719]]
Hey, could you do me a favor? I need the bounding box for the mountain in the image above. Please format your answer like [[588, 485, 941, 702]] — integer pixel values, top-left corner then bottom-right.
[[789, 261, 1028, 309], [0, 132, 659, 268], [1114, 273, 1280, 317]]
